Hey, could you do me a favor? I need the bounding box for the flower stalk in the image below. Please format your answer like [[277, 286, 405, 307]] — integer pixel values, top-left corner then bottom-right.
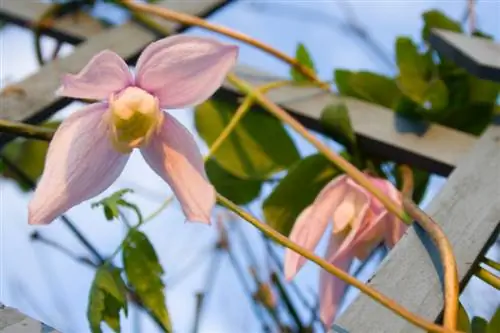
[[398, 165, 459, 330]]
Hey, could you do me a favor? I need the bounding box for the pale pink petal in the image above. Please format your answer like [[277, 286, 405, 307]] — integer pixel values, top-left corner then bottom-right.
[[135, 35, 238, 108], [29, 103, 129, 225], [140, 112, 215, 223], [320, 234, 354, 328], [58, 50, 133, 100], [284, 176, 349, 280]]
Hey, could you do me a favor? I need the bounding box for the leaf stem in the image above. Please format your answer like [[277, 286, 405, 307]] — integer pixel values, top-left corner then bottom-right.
[[226, 73, 409, 224], [482, 257, 500, 272], [216, 193, 460, 333], [0, 119, 55, 141], [475, 267, 500, 290], [120, 0, 329, 90], [399, 165, 459, 330]]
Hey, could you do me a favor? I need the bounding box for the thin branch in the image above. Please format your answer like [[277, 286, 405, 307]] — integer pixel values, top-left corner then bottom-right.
[[0, 119, 54, 141]]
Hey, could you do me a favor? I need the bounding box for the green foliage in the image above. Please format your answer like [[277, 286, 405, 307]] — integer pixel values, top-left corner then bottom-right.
[[320, 103, 356, 146], [205, 158, 262, 205], [487, 307, 500, 333], [421, 9, 462, 41], [457, 301, 471, 333], [290, 43, 317, 83], [263, 153, 344, 236], [91, 189, 142, 224], [0, 121, 61, 191], [88, 266, 128, 333], [471, 317, 488, 333], [333, 9, 499, 139], [334, 70, 401, 109], [195, 97, 300, 180], [122, 230, 171, 332]]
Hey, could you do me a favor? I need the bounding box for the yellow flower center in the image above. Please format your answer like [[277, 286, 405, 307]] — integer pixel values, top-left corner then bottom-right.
[[108, 87, 162, 153]]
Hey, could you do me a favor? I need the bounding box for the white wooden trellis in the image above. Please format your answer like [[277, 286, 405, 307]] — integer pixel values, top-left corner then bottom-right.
[[0, 1, 499, 332]]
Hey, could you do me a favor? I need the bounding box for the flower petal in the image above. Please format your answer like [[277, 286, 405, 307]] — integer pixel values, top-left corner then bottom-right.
[[58, 50, 133, 100], [320, 235, 354, 328], [140, 112, 215, 223], [29, 103, 129, 225], [135, 35, 238, 108]]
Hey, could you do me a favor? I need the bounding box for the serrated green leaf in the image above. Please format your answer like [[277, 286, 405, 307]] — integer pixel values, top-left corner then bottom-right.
[[471, 316, 488, 333], [206, 158, 262, 205], [320, 103, 356, 146], [195, 97, 300, 180], [91, 189, 142, 223], [422, 10, 462, 41], [290, 43, 316, 83], [487, 307, 500, 333], [263, 153, 344, 236], [123, 230, 171, 332], [87, 266, 128, 333], [457, 301, 471, 333]]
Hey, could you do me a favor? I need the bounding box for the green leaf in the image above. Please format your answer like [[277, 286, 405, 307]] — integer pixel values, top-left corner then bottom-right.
[[396, 37, 428, 79], [290, 43, 316, 83], [468, 76, 499, 104], [334, 70, 401, 108], [195, 98, 300, 180], [471, 317, 488, 333], [422, 10, 462, 41], [320, 103, 356, 146], [487, 307, 500, 333], [205, 158, 262, 205], [87, 266, 128, 333], [263, 153, 344, 236], [91, 189, 142, 223], [457, 301, 471, 333], [1, 121, 61, 191], [123, 230, 171, 332]]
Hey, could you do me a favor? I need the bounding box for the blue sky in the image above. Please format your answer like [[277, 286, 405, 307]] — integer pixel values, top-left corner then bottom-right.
[[0, 1, 499, 332]]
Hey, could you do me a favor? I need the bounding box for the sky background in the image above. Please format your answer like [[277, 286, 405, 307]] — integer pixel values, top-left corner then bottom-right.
[[0, 1, 499, 332]]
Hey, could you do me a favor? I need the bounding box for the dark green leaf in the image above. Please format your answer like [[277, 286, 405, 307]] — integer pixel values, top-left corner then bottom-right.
[[334, 70, 400, 108], [457, 301, 471, 333], [263, 153, 344, 236], [195, 98, 300, 180], [1, 121, 61, 191], [422, 10, 462, 41], [91, 189, 142, 223], [487, 307, 500, 333], [87, 266, 128, 333], [290, 43, 316, 83], [320, 103, 356, 146], [471, 317, 488, 333], [206, 158, 262, 205], [468, 76, 499, 104], [123, 230, 171, 332]]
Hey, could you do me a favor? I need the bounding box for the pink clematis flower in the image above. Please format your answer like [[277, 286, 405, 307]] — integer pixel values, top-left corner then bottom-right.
[[283, 174, 407, 327], [28, 35, 238, 226]]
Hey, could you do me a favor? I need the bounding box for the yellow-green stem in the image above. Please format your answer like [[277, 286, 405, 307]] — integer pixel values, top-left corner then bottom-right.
[[226, 73, 409, 223], [121, 0, 329, 91], [399, 166, 458, 330], [482, 257, 500, 272], [216, 193, 460, 333], [476, 267, 500, 290]]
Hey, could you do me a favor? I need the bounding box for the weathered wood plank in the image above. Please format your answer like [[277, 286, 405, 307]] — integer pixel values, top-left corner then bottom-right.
[[225, 65, 476, 175], [0, 0, 226, 147], [0, 306, 59, 332], [335, 126, 500, 332], [429, 28, 500, 82], [0, 0, 104, 43]]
